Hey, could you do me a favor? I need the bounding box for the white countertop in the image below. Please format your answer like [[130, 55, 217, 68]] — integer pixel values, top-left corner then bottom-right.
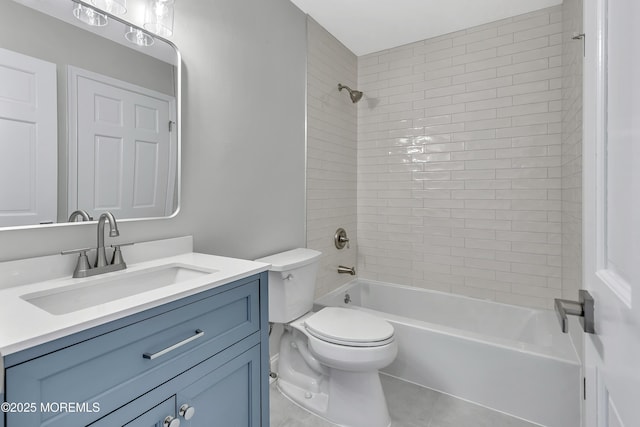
[[0, 238, 270, 357]]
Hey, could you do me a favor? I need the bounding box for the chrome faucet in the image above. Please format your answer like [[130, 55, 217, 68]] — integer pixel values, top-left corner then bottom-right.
[[61, 211, 130, 278], [96, 212, 119, 268], [338, 265, 356, 275], [68, 209, 93, 222]]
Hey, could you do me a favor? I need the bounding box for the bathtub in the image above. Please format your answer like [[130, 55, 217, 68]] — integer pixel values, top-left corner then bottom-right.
[[315, 279, 581, 427]]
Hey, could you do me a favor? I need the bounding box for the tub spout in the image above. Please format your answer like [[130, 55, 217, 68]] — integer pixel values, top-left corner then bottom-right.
[[338, 265, 356, 275]]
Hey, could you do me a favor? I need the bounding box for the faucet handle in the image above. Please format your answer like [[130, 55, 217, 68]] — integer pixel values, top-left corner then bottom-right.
[[110, 242, 134, 266], [61, 247, 93, 256], [110, 242, 134, 248], [61, 248, 93, 278], [334, 228, 350, 249]]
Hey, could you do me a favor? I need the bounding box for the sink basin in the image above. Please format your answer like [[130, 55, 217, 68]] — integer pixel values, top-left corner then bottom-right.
[[21, 264, 217, 315]]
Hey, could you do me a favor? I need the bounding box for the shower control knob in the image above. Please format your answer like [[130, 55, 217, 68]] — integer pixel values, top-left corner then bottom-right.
[[179, 404, 195, 420], [163, 416, 180, 427], [334, 228, 350, 249]]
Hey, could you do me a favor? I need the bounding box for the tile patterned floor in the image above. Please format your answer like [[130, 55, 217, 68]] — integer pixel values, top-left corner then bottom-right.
[[270, 374, 540, 427]]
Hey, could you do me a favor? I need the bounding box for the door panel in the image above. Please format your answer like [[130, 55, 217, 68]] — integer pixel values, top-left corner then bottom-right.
[[69, 67, 176, 219], [177, 345, 261, 426], [94, 135, 124, 210], [0, 48, 57, 226], [583, 0, 640, 426], [602, 0, 635, 306]]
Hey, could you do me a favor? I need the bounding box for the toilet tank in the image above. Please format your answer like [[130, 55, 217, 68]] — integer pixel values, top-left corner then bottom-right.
[[255, 248, 322, 323]]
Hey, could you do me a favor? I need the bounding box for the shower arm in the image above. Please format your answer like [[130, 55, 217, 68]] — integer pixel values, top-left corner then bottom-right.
[[337, 83, 363, 103], [338, 83, 354, 94]]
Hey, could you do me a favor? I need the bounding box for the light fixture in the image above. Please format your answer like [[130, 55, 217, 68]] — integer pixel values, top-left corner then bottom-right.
[[91, 0, 127, 15], [125, 26, 154, 47], [73, 3, 108, 27], [144, 0, 175, 37]]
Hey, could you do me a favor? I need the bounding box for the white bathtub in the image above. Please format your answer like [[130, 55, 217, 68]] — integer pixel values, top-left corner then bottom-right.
[[315, 279, 581, 427]]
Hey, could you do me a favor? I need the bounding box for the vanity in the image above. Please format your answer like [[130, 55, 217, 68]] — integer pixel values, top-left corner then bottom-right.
[[0, 237, 271, 427]]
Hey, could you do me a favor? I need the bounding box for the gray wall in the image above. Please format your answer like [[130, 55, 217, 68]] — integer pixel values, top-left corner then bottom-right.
[[0, 0, 307, 261]]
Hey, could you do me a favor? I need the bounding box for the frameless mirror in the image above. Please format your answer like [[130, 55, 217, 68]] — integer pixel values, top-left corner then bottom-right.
[[0, 0, 180, 229]]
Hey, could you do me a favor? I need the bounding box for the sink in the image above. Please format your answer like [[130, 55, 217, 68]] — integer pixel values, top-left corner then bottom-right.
[[21, 264, 217, 315]]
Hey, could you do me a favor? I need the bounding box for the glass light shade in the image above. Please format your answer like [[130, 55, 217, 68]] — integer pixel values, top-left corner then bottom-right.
[[125, 27, 154, 47], [144, 0, 174, 37], [73, 4, 108, 27], [91, 0, 127, 15]]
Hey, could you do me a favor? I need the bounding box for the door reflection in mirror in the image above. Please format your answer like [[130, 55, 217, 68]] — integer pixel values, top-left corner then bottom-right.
[[0, 0, 180, 228]]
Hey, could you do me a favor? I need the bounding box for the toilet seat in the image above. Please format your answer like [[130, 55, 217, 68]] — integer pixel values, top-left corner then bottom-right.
[[304, 307, 394, 347]]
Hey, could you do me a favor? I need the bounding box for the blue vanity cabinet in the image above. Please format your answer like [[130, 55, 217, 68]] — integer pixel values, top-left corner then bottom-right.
[[2, 271, 270, 427]]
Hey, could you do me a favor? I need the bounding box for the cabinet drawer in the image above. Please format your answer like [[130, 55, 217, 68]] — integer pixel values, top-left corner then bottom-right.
[[5, 279, 260, 427], [89, 337, 260, 427]]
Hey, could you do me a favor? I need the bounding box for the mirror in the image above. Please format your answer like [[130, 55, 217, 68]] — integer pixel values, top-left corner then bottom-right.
[[0, 0, 180, 229]]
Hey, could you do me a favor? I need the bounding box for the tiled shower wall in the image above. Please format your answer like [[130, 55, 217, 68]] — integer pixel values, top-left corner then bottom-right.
[[306, 18, 358, 298], [561, 0, 583, 302], [357, 6, 563, 309]]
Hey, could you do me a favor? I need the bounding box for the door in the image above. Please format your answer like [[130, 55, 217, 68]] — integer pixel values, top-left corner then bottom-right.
[[0, 48, 57, 227], [68, 66, 177, 220], [176, 345, 262, 426], [583, 0, 640, 426]]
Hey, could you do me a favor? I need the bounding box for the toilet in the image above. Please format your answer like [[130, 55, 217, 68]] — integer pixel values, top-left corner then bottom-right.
[[256, 248, 397, 427]]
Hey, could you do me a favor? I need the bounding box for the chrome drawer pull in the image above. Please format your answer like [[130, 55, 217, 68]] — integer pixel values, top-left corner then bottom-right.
[[143, 329, 205, 360]]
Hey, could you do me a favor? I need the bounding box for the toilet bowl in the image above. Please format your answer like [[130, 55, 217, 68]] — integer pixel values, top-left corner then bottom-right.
[[277, 308, 397, 427], [255, 248, 397, 427]]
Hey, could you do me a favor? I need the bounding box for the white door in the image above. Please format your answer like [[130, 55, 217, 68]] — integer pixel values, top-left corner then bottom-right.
[[68, 67, 177, 220], [0, 48, 57, 227], [583, 0, 640, 426]]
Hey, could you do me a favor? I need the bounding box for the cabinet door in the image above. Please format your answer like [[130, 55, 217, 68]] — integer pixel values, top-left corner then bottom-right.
[[176, 344, 261, 426]]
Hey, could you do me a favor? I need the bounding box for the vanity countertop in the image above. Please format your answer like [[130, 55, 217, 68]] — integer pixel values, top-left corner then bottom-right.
[[0, 238, 270, 356]]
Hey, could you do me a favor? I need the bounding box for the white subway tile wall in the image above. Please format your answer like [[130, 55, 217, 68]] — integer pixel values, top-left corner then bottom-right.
[[356, 6, 563, 309], [561, 0, 582, 300], [306, 18, 358, 298]]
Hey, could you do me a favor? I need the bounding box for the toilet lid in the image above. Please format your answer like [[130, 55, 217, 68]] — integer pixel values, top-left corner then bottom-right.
[[304, 307, 394, 347]]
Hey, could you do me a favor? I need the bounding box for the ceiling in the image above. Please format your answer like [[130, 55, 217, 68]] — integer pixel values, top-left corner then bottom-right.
[[289, 0, 562, 56]]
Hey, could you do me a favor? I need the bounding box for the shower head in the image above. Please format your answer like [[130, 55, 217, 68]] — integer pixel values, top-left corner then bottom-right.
[[338, 83, 363, 103]]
